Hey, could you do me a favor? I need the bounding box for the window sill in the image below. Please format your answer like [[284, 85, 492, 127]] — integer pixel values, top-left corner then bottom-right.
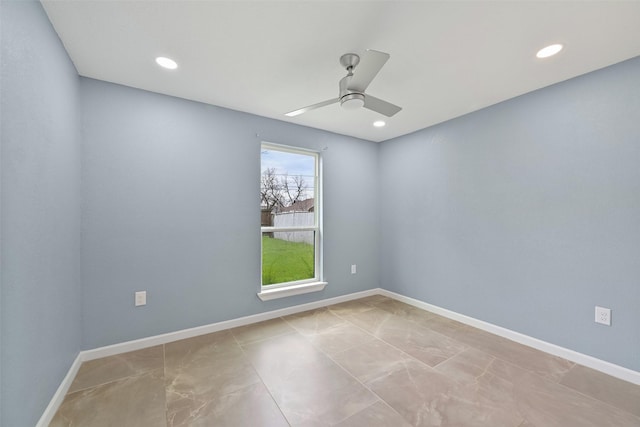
[[257, 281, 328, 301]]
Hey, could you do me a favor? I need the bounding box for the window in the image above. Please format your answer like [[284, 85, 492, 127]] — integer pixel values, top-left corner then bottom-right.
[[259, 143, 325, 300]]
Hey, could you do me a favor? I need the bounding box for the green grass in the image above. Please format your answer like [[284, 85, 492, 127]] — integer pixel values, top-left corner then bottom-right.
[[262, 236, 314, 285]]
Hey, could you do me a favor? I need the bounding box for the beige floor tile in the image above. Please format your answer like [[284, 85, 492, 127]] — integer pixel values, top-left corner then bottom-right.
[[275, 379, 377, 426], [559, 364, 640, 418], [50, 369, 166, 427], [230, 317, 296, 345], [368, 355, 528, 426], [304, 322, 376, 356], [164, 329, 259, 405], [435, 348, 496, 385], [283, 308, 347, 335], [68, 345, 164, 393], [484, 355, 534, 383], [340, 306, 407, 335], [164, 330, 241, 364], [327, 299, 377, 316], [375, 319, 467, 367], [444, 366, 526, 426], [365, 358, 460, 426], [514, 372, 640, 426], [262, 360, 378, 425], [334, 401, 412, 427], [420, 314, 467, 337], [436, 347, 544, 391], [50, 296, 640, 426], [452, 326, 574, 382], [332, 339, 419, 384], [246, 337, 360, 400], [374, 299, 436, 324], [166, 381, 288, 427], [244, 332, 377, 425], [165, 350, 261, 407], [242, 332, 329, 374]]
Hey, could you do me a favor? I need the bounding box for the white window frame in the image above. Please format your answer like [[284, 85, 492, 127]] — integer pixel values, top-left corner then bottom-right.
[[258, 142, 326, 301]]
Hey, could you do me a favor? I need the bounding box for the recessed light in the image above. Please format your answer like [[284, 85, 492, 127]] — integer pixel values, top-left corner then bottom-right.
[[155, 56, 178, 69], [536, 44, 563, 59], [373, 120, 386, 127]]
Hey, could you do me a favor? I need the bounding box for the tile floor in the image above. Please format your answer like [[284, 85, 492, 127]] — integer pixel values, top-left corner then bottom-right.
[[50, 295, 640, 426]]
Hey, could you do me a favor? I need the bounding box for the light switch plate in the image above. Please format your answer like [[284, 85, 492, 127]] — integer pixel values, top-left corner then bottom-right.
[[135, 291, 147, 307]]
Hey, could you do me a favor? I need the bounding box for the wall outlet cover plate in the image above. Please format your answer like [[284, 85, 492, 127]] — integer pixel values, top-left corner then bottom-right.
[[595, 306, 611, 326]]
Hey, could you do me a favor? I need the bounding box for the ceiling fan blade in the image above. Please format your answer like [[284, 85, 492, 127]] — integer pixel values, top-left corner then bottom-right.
[[363, 95, 402, 117], [347, 49, 390, 93], [285, 98, 339, 117]]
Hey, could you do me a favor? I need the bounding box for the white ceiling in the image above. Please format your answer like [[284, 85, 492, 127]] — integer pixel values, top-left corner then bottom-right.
[[42, 1, 640, 142]]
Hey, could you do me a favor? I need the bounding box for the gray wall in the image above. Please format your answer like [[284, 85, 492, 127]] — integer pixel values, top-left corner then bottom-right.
[[379, 57, 640, 372], [80, 78, 379, 349], [1, 1, 83, 426], [3, 2, 639, 424]]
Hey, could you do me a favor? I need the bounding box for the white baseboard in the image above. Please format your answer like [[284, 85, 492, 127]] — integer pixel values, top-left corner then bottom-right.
[[38, 286, 640, 425], [82, 288, 378, 361], [37, 288, 377, 424], [35, 353, 83, 427], [379, 289, 640, 386]]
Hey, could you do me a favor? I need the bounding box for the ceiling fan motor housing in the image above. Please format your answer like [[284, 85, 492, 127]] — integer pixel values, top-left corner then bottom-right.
[[339, 70, 365, 110]]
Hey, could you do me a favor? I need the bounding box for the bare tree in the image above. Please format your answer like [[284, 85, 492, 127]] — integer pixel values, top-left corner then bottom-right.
[[260, 168, 284, 211], [282, 174, 307, 207], [260, 169, 308, 212]]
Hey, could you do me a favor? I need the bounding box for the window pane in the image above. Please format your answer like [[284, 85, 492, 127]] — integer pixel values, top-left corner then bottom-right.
[[262, 231, 315, 285], [260, 148, 315, 220]]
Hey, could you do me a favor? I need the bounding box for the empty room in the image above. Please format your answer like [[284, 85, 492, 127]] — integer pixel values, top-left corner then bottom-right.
[[1, 1, 639, 426]]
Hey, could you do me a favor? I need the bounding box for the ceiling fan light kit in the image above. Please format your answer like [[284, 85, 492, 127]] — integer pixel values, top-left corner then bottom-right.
[[341, 93, 365, 110], [285, 49, 402, 118]]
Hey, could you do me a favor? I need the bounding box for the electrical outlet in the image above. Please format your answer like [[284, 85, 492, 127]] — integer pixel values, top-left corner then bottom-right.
[[135, 291, 147, 307], [351, 264, 357, 274], [595, 306, 611, 326]]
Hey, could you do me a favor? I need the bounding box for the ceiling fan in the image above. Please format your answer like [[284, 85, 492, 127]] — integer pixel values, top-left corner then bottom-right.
[[285, 49, 402, 118]]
